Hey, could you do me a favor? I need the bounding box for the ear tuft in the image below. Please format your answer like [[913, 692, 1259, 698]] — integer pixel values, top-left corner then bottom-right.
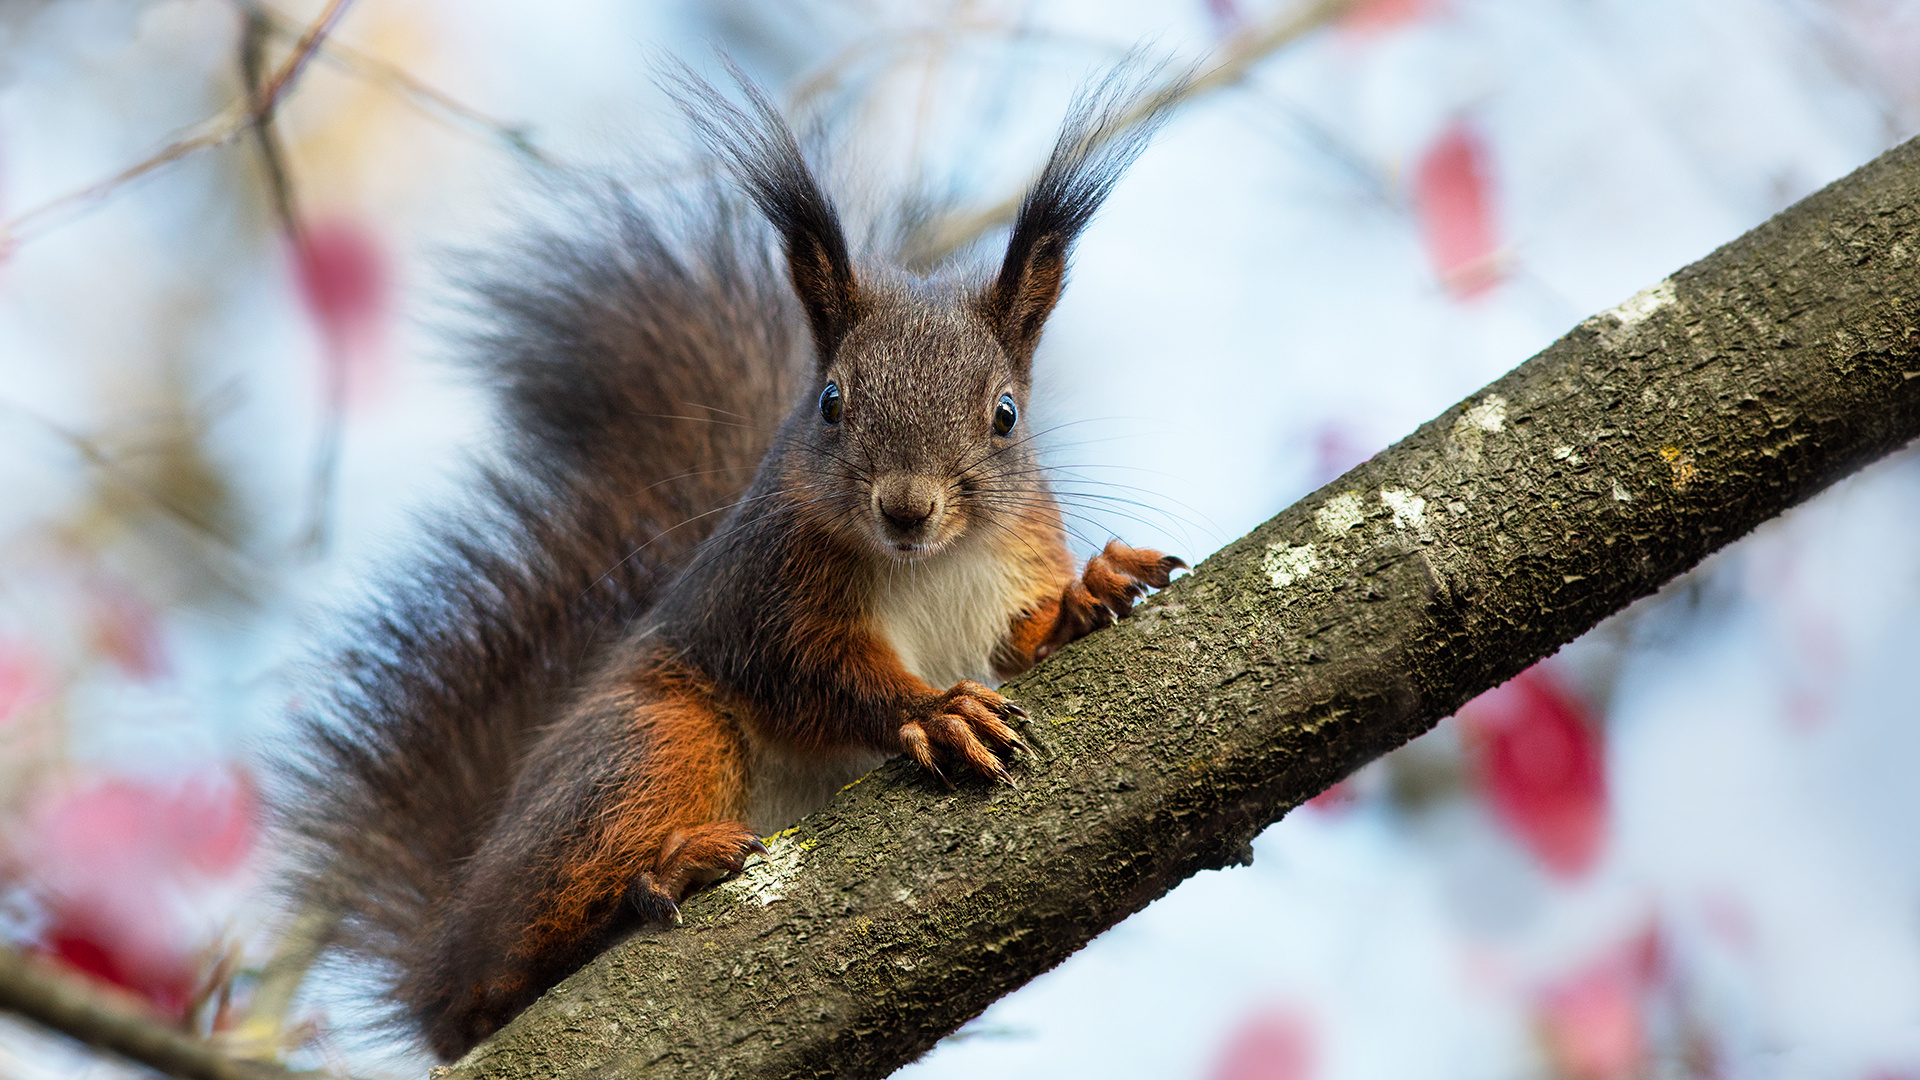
[[671, 59, 863, 365], [980, 64, 1187, 367]]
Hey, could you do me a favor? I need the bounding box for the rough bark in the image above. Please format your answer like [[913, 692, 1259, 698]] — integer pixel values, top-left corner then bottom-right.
[[443, 136, 1920, 1079]]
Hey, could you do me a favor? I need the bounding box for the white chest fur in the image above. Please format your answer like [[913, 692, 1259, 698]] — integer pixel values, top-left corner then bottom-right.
[[744, 539, 1031, 834], [867, 539, 1027, 690], [745, 743, 887, 835]]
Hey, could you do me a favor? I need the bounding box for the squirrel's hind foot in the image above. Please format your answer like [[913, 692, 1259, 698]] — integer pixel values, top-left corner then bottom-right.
[[628, 822, 767, 924]]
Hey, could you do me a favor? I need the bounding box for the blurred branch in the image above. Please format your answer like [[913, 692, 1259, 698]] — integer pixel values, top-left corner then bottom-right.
[[227, 907, 336, 1062], [0, 398, 271, 598], [236, 8, 343, 558], [901, 0, 1362, 267], [241, 0, 552, 166], [241, 10, 305, 241], [253, 0, 354, 109], [10, 406, 237, 553], [0, 947, 325, 1080], [787, 24, 1113, 117], [0, 106, 247, 254], [0, 0, 354, 256]]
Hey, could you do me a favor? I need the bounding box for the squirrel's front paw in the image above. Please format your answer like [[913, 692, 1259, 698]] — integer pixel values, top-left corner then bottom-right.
[[899, 680, 1029, 787], [1039, 540, 1186, 659], [629, 821, 766, 924]]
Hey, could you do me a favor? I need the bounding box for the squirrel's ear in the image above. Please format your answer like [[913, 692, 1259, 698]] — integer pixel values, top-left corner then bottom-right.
[[674, 61, 863, 364], [978, 66, 1183, 369]]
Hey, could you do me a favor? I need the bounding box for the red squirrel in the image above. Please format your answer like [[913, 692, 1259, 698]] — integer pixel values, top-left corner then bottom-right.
[[282, 67, 1183, 1061]]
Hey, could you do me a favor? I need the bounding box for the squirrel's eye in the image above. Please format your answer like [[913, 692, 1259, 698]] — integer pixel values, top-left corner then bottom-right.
[[819, 382, 843, 425], [992, 394, 1018, 437]]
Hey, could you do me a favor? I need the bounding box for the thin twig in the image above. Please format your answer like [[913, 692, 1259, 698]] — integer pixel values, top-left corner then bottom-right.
[[257, 0, 354, 107], [241, 10, 304, 235], [0, 947, 325, 1080], [0, 0, 354, 257], [0, 106, 249, 254], [225, 907, 337, 1061], [902, 0, 1363, 267], [0, 401, 234, 550], [242, 0, 551, 165], [236, 6, 347, 557]]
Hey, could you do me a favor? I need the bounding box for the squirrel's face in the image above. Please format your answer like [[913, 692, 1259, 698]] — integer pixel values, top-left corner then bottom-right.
[[794, 287, 1041, 563], [716, 59, 1159, 564]]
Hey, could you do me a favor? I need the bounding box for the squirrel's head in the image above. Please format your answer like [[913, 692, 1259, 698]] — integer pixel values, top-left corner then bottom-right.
[[682, 63, 1173, 561]]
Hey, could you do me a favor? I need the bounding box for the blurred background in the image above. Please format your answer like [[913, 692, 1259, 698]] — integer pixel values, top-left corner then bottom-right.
[[2, 0, 1919, 1077]]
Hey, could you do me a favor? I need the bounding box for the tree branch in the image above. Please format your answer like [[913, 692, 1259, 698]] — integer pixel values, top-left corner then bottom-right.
[[0, 947, 312, 1080], [242, 1, 550, 165], [441, 132, 1920, 1079], [0, 0, 353, 256]]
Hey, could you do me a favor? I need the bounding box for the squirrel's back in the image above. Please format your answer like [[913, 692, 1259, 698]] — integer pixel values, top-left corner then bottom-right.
[[278, 180, 806, 1025]]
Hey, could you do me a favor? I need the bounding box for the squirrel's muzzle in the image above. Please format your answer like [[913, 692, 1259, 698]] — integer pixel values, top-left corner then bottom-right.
[[873, 473, 945, 545]]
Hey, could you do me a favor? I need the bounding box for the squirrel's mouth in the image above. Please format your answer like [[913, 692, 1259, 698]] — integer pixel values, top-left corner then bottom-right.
[[874, 515, 965, 562], [883, 534, 949, 561]]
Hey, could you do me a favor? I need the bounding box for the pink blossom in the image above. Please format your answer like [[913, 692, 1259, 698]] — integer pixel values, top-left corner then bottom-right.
[[0, 639, 51, 723], [1343, 0, 1435, 35], [1305, 778, 1358, 815], [87, 583, 169, 681], [1538, 963, 1642, 1080]]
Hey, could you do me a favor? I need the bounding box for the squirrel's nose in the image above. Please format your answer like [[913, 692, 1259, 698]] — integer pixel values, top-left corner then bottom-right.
[[874, 475, 942, 537]]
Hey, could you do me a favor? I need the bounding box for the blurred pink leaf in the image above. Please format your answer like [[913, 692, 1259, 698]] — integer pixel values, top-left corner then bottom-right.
[[1207, 1005, 1316, 1080], [0, 639, 52, 723], [1538, 964, 1642, 1080], [1343, 0, 1435, 34], [293, 215, 390, 404], [1413, 120, 1504, 299], [17, 768, 258, 1016], [1535, 927, 1662, 1080], [1459, 663, 1607, 877], [45, 925, 197, 1019]]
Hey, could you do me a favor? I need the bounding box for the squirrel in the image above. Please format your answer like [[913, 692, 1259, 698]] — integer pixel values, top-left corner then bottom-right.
[[280, 65, 1185, 1062]]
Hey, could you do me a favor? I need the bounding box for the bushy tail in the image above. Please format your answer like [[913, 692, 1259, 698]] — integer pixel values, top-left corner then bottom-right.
[[275, 178, 805, 1034]]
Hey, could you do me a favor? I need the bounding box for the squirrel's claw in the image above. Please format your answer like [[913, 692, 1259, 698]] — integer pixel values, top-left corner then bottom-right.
[[901, 680, 1026, 786], [1044, 540, 1186, 654], [637, 822, 768, 919]]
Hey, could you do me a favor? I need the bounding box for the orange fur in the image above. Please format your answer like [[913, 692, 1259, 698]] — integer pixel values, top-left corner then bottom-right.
[[1028, 539, 1187, 664], [520, 660, 754, 956]]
